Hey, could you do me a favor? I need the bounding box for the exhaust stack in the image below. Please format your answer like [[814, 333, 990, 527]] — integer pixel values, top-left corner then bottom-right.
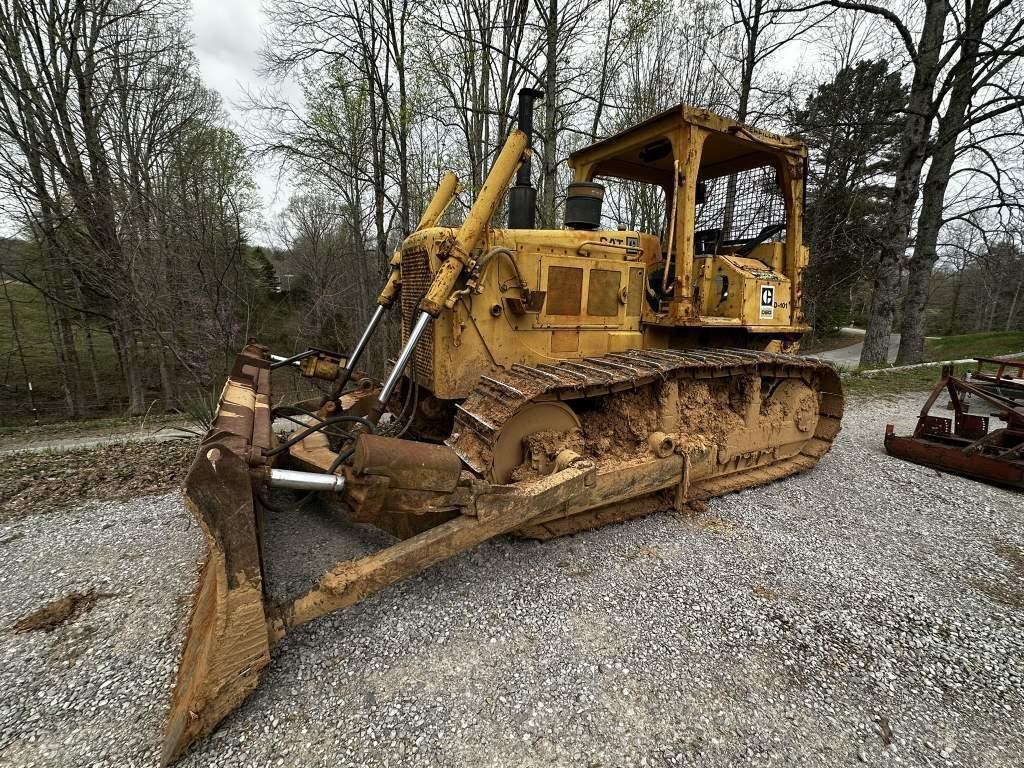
[[507, 88, 544, 229]]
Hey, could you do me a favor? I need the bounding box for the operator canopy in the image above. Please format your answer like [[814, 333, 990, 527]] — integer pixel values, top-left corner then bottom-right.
[[568, 103, 806, 188]]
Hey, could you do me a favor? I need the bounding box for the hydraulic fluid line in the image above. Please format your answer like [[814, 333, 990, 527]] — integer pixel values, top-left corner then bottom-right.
[[263, 414, 375, 458], [393, 380, 419, 439], [327, 445, 357, 474], [273, 411, 353, 441], [477, 246, 527, 292], [269, 350, 317, 369], [272, 404, 324, 421]]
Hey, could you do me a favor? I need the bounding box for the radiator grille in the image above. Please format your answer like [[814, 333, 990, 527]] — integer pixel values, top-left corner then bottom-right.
[[400, 246, 435, 382]]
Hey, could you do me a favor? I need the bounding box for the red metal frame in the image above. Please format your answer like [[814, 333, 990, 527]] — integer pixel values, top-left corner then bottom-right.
[[970, 355, 1024, 397], [884, 364, 1024, 489]]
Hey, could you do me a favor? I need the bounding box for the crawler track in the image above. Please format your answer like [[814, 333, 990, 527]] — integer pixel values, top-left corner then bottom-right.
[[448, 348, 844, 499]]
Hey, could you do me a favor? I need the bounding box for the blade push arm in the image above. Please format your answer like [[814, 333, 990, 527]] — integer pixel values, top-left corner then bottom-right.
[[418, 130, 529, 317], [375, 171, 460, 311]]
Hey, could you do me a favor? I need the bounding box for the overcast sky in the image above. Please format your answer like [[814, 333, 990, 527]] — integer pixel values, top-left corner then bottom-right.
[[0, 2, 820, 240], [191, 0, 288, 241]]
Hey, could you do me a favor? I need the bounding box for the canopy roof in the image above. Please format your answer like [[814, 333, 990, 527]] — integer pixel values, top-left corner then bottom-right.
[[568, 105, 807, 186]]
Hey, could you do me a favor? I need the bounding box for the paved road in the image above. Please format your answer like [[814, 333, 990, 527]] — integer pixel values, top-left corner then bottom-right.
[[816, 328, 900, 366]]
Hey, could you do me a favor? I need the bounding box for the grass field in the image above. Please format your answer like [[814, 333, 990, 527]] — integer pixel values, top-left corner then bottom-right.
[[0, 282, 123, 425], [0, 280, 326, 427], [844, 330, 1024, 397], [842, 363, 978, 397], [925, 330, 1024, 361], [839, 330, 1024, 397]]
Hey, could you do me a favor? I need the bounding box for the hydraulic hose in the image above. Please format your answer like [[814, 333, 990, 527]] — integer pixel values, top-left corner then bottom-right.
[[264, 415, 375, 458]]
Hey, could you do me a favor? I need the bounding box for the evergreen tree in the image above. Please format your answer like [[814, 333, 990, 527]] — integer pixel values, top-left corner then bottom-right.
[[790, 59, 907, 335], [250, 246, 279, 291]]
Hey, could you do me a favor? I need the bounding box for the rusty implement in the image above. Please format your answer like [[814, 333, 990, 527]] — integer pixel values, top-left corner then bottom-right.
[[968, 355, 1024, 400], [884, 363, 1024, 489]]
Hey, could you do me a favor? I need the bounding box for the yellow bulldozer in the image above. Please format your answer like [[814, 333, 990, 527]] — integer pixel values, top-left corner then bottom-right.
[[163, 91, 844, 762]]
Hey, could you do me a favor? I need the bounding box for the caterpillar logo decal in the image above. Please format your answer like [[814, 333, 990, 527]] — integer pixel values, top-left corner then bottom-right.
[[760, 285, 775, 320]]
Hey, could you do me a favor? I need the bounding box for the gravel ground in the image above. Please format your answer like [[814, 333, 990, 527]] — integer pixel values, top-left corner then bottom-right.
[[0, 426, 194, 457], [0, 495, 203, 767], [1, 393, 1022, 767]]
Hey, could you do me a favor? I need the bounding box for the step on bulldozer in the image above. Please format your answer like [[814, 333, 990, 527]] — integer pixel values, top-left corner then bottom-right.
[[163, 90, 844, 762]]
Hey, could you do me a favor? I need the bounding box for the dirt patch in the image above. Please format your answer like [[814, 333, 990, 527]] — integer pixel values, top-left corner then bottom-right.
[[683, 514, 743, 536], [793, 388, 819, 433], [632, 545, 662, 561], [759, 379, 817, 435], [682, 498, 709, 516], [675, 378, 748, 453], [511, 428, 587, 481], [14, 589, 114, 632], [752, 585, 778, 600], [580, 387, 661, 460], [973, 541, 1024, 610], [0, 438, 197, 521], [996, 542, 1024, 573], [759, 380, 791, 430]]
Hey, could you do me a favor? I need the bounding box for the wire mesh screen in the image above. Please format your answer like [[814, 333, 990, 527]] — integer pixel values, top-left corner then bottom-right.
[[695, 166, 785, 243]]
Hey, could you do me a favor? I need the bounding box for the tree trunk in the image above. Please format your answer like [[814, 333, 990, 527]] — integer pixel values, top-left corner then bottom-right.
[[0, 263, 37, 422], [986, 283, 998, 329], [722, 3, 756, 239], [896, 0, 991, 364], [43, 297, 81, 419], [589, 0, 619, 140], [83, 324, 103, 402], [947, 264, 964, 336], [388, 0, 411, 237], [70, 271, 103, 400], [859, 0, 948, 367], [539, 0, 559, 228], [158, 349, 175, 411], [118, 323, 146, 416], [1006, 277, 1023, 331]]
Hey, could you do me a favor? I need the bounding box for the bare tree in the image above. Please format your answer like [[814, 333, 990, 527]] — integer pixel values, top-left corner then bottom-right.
[[896, 0, 1024, 361], [0, 0, 258, 416], [810, 0, 948, 365]]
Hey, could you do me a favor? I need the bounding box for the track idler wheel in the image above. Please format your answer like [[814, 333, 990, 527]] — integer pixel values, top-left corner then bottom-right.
[[489, 401, 581, 483]]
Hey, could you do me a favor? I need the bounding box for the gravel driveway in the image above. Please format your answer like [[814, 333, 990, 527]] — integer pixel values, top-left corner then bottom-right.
[[0, 393, 1022, 767]]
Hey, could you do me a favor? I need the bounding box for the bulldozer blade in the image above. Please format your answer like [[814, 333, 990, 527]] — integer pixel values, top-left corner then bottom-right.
[[163, 345, 274, 765]]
